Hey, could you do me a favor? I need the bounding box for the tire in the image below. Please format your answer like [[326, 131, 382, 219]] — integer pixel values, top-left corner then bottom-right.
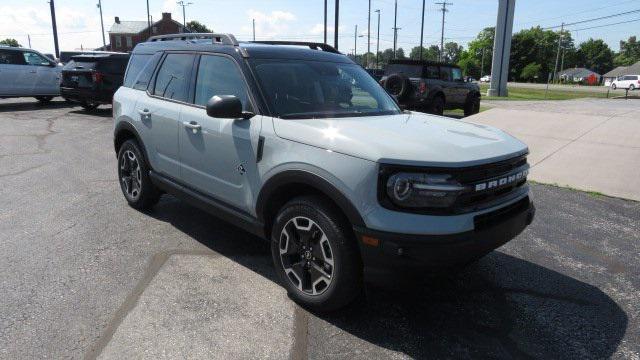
[[35, 96, 53, 103], [611, 84, 617, 90], [384, 73, 411, 100], [464, 94, 481, 117], [117, 139, 161, 210], [271, 195, 363, 312], [430, 96, 445, 115], [81, 102, 99, 112]]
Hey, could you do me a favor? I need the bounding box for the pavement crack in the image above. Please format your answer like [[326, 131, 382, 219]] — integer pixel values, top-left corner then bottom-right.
[[0, 163, 46, 178]]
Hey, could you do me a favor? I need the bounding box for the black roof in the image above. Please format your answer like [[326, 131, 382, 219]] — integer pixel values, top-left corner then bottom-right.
[[388, 59, 460, 68], [132, 33, 353, 63]]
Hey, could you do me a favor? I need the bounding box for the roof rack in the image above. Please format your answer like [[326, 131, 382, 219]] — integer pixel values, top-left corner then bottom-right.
[[249, 41, 341, 54], [147, 33, 239, 46]]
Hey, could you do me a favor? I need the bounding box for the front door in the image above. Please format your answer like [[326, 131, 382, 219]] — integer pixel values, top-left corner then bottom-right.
[[179, 54, 261, 212], [23, 51, 60, 95], [0, 49, 36, 96], [135, 52, 196, 180]]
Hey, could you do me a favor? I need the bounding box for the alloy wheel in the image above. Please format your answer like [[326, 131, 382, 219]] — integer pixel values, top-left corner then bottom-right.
[[119, 150, 142, 201], [279, 216, 335, 296]]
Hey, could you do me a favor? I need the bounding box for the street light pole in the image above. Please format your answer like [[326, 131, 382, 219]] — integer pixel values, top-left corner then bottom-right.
[[334, 0, 339, 50], [252, 19, 256, 41], [49, 0, 60, 59], [323, 0, 327, 44], [419, 0, 425, 60], [97, 0, 106, 48], [375, 9, 380, 68], [367, 0, 371, 68], [354, 24, 357, 64]]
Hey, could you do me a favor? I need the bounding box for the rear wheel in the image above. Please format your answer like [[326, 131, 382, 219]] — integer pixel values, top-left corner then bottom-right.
[[35, 96, 53, 103], [464, 94, 481, 117], [117, 139, 161, 210], [430, 96, 445, 115], [271, 196, 363, 312]]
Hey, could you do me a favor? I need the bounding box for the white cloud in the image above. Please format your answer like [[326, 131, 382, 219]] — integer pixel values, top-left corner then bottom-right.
[[309, 23, 345, 35], [241, 9, 296, 39]]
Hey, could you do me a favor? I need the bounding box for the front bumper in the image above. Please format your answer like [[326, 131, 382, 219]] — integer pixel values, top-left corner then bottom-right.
[[354, 196, 535, 270]]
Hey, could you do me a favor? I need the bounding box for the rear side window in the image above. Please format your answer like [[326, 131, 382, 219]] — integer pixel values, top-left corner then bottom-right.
[[194, 55, 250, 110], [386, 64, 423, 77], [0, 50, 26, 65], [425, 66, 439, 79], [152, 53, 194, 101], [97, 58, 129, 74], [123, 54, 159, 90], [630, 76, 639, 80]]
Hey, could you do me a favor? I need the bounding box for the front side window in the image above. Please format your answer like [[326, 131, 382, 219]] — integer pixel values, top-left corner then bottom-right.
[[451, 68, 462, 81], [194, 55, 250, 109], [152, 53, 194, 101], [251, 59, 400, 119], [23, 52, 51, 66]]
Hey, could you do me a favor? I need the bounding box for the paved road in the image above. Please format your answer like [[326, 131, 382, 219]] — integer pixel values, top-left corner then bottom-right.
[[1, 98, 638, 359], [470, 98, 640, 201]]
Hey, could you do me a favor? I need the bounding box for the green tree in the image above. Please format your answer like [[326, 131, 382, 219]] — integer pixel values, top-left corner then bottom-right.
[[396, 47, 406, 59], [457, 52, 480, 78], [614, 36, 640, 66], [521, 63, 542, 82], [186, 20, 212, 33], [409, 45, 439, 61], [443, 42, 463, 63], [467, 27, 495, 73], [379, 48, 395, 66], [0, 38, 21, 47], [509, 26, 574, 82], [575, 38, 614, 75]]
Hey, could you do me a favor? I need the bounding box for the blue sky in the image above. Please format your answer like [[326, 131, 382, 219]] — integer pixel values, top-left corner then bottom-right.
[[1, 0, 638, 54]]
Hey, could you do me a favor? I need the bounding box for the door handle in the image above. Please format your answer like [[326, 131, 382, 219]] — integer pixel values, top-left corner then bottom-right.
[[138, 108, 150, 115], [183, 121, 202, 132]]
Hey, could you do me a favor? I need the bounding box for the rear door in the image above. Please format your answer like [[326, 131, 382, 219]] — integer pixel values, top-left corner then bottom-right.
[[0, 49, 32, 96], [438, 66, 457, 106], [450, 67, 468, 105], [134, 52, 196, 180], [179, 53, 261, 211]]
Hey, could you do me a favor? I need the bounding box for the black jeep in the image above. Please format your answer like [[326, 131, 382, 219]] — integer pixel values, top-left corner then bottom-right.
[[381, 60, 481, 116]]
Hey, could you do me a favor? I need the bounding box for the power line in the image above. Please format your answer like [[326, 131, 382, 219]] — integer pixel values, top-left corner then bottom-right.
[[544, 8, 640, 29], [516, 0, 639, 27], [570, 17, 640, 32]]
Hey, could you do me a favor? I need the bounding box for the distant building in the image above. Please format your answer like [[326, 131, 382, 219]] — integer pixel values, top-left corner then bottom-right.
[[556, 67, 601, 85], [602, 61, 640, 86], [108, 13, 189, 52]]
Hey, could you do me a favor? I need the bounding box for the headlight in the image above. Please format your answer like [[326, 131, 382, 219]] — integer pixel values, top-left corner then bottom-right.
[[385, 172, 464, 209]]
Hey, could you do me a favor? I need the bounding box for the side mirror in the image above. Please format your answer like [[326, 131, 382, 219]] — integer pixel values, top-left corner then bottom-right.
[[206, 95, 254, 119]]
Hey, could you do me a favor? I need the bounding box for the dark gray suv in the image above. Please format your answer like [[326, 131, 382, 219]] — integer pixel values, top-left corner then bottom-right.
[[381, 60, 481, 116]]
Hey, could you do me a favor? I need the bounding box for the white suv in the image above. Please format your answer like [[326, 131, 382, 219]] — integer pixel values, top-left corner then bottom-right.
[[0, 46, 62, 102], [113, 34, 535, 311], [611, 75, 639, 90]]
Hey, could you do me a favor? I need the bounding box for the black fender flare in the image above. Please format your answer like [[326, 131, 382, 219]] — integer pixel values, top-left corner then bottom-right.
[[113, 121, 151, 167], [255, 170, 366, 228]]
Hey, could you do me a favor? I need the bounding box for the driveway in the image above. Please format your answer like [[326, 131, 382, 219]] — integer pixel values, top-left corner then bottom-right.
[[0, 98, 638, 359], [469, 98, 640, 201]]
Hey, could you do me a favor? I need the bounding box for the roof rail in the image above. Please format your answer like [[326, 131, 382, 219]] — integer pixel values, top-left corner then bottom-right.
[[249, 41, 341, 54], [147, 33, 239, 46]]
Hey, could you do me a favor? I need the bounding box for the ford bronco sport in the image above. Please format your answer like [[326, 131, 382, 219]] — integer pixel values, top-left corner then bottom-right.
[[113, 33, 534, 312], [381, 60, 481, 116]]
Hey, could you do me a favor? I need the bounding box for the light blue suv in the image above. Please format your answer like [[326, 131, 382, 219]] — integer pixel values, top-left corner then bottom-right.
[[113, 34, 535, 311], [0, 46, 61, 102]]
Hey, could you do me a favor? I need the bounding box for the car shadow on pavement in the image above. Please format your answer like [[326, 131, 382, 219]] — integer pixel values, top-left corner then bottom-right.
[[0, 99, 72, 113], [69, 107, 113, 118], [148, 196, 627, 359]]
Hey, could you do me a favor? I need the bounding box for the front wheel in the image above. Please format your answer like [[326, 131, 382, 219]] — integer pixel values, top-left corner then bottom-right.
[[464, 95, 481, 117], [271, 196, 363, 312], [430, 96, 445, 116]]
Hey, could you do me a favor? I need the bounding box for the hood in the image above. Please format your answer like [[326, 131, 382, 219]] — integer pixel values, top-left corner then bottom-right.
[[272, 112, 528, 167]]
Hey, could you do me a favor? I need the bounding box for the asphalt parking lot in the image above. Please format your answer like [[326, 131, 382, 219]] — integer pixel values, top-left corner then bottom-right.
[[1, 98, 638, 359]]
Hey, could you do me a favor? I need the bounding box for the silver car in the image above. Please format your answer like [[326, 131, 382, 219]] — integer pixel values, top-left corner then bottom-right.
[[113, 34, 535, 312], [0, 46, 62, 102]]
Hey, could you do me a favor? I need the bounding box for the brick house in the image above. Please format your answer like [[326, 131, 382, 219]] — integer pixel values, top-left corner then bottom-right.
[[108, 13, 189, 52]]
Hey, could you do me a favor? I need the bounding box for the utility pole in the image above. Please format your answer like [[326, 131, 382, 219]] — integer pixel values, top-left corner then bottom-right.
[[334, 0, 339, 50], [435, 2, 452, 62], [553, 22, 564, 83], [49, 0, 60, 59], [28, 35, 32, 48], [367, 0, 371, 68], [419, 0, 426, 60], [147, 0, 151, 39], [252, 19, 256, 41], [480, 47, 486, 77], [177, 1, 193, 32], [392, 0, 398, 58], [323, 0, 327, 44], [97, 0, 106, 48], [354, 24, 358, 64], [375, 9, 380, 68]]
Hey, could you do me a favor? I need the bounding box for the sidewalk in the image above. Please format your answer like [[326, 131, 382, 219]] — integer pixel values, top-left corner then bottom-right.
[[467, 99, 640, 201]]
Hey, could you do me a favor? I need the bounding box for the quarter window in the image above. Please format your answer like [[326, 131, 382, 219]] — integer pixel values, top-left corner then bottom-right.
[[152, 53, 194, 101], [194, 55, 250, 109]]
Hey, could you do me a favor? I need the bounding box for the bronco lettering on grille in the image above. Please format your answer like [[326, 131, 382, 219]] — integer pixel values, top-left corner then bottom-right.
[[474, 169, 528, 192]]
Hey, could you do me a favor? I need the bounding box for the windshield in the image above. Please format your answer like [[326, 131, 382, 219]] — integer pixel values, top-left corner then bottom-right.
[[250, 59, 401, 119]]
